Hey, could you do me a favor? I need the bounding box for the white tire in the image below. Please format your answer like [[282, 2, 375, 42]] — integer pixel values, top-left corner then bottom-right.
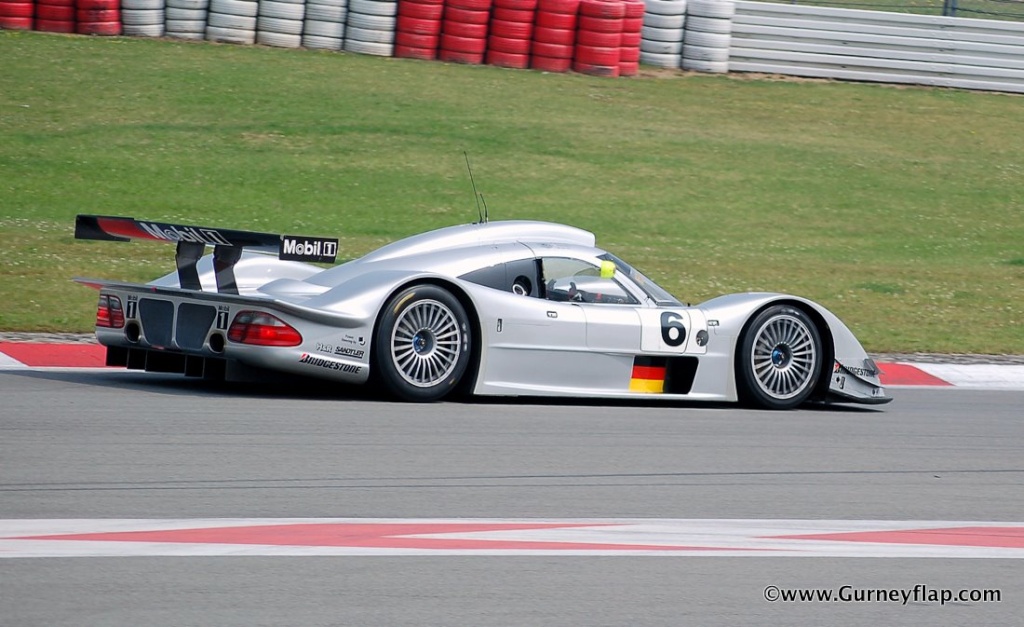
[[166, 7, 205, 19], [208, 12, 257, 29], [685, 15, 731, 34], [642, 0, 685, 15], [209, 0, 259, 17], [640, 38, 681, 54], [682, 43, 728, 62], [639, 50, 680, 68], [167, 0, 209, 8], [640, 25, 683, 42], [302, 33, 342, 49], [681, 56, 727, 72], [258, 16, 304, 34], [683, 30, 729, 48], [304, 19, 344, 37], [257, 30, 302, 46], [122, 9, 164, 25], [308, 0, 347, 6], [166, 19, 206, 31], [642, 12, 683, 29], [345, 25, 394, 43], [343, 38, 393, 55], [124, 23, 166, 35], [687, 0, 734, 18], [259, 0, 304, 18], [271, 0, 305, 4], [348, 0, 397, 16], [206, 25, 257, 43], [346, 12, 394, 30], [168, 30, 206, 39], [305, 3, 345, 20], [122, 0, 164, 9]]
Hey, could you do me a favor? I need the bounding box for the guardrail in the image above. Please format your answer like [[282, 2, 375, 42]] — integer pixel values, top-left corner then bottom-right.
[[728, 0, 1024, 93]]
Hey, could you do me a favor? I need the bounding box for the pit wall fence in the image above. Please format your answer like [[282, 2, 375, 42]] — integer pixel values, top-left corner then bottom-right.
[[2, 0, 1022, 92]]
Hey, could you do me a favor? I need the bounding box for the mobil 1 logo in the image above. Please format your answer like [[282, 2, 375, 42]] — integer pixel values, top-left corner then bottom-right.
[[279, 235, 339, 263]]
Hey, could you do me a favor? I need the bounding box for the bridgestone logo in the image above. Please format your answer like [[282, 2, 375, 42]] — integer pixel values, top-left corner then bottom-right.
[[139, 222, 232, 246], [299, 353, 361, 374]]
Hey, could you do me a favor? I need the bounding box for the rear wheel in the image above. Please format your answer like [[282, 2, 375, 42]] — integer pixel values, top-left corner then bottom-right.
[[375, 285, 472, 401], [737, 305, 821, 410]]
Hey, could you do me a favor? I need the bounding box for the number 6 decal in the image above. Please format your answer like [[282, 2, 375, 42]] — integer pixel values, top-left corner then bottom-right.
[[661, 312, 686, 347]]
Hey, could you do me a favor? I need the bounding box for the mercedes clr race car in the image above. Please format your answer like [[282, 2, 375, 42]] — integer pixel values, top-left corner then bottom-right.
[[74, 215, 891, 409]]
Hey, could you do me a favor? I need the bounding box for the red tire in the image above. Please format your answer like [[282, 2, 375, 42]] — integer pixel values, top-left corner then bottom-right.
[[531, 54, 571, 72], [491, 7, 532, 22], [398, 1, 444, 19], [618, 60, 639, 76], [573, 60, 619, 77], [493, 0, 536, 9], [536, 0, 579, 13], [442, 6, 489, 24], [76, 7, 119, 21], [488, 34, 530, 54], [76, 0, 119, 9], [40, 0, 76, 5], [396, 30, 440, 48], [442, 18, 487, 38], [486, 49, 529, 68], [532, 25, 574, 45], [577, 14, 622, 33], [76, 20, 121, 35], [35, 18, 76, 31], [397, 15, 442, 34], [36, 4, 75, 20], [440, 32, 487, 53], [0, 2, 34, 17], [394, 44, 438, 60], [575, 28, 619, 48], [446, 0, 492, 10], [574, 44, 619, 65], [619, 30, 640, 46], [618, 44, 638, 62], [623, 0, 643, 17], [531, 40, 572, 58], [533, 10, 575, 30], [579, 0, 625, 19], [488, 17, 530, 39], [622, 16, 642, 32], [439, 48, 485, 64], [0, 16, 32, 28]]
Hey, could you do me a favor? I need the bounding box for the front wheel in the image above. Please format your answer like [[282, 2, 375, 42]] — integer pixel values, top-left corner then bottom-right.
[[375, 285, 472, 402], [736, 305, 822, 410]]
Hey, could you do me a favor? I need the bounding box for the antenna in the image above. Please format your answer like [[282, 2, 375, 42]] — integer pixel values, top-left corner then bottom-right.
[[464, 152, 487, 224]]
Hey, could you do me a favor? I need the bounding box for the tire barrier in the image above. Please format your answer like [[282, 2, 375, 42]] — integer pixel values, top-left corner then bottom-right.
[[166, 0, 210, 40], [438, 0, 491, 64], [572, 0, 624, 77], [206, 0, 258, 43], [394, 0, 442, 59], [486, 0, 535, 69], [344, 0, 396, 56], [257, 0, 304, 47], [638, 0, 685, 69], [123, 0, 165, 37], [618, 0, 643, 75], [529, 0, 578, 72], [76, 0, 121, 34], [34, 0, 76, 33], [680, 0, 731, 73], [0, 0, 34, 30], [302, 0, 346, 49]]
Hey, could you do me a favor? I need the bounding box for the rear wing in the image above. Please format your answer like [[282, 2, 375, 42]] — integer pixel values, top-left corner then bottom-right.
[[75, 215, 338, 294]]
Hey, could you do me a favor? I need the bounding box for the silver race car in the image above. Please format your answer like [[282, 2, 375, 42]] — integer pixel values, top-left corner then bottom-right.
[[75, 215, 891, 409]]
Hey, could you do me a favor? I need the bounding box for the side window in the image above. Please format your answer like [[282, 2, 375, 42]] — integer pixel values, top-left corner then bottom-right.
[[540, 258, 638, 305]]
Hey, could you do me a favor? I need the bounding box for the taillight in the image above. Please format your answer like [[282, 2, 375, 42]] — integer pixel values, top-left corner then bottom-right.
[[96, 294, 125, 329], [227, 311, 302, 346]]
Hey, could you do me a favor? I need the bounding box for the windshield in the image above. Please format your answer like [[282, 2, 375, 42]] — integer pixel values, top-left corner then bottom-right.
[[598, 253, 682, 306]]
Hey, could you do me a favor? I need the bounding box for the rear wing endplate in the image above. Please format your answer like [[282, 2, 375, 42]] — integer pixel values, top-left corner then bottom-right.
[[75, 214, 339, 294]]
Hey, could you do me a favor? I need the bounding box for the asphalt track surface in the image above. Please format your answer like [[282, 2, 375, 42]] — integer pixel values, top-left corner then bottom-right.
[[2, 370, 1023, 626]]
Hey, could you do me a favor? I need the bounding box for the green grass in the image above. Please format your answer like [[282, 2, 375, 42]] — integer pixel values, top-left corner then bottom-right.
[[1, 30, 1022, 354]]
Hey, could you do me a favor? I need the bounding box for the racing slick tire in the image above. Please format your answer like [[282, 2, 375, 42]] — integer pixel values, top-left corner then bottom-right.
[[736, 304, 822, 410], [376, 284, 473, 402]]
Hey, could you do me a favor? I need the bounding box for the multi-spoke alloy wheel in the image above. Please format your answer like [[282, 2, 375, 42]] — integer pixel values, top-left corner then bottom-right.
[[737, 305, 822, 409], [376, 285, 472, 401]]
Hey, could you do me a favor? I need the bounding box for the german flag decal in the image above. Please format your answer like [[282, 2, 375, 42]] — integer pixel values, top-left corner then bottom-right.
[[630, 356, 667, 393]]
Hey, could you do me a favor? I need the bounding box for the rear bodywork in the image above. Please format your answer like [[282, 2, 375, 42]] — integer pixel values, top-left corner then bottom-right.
[[75, 215, 890, 407]]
